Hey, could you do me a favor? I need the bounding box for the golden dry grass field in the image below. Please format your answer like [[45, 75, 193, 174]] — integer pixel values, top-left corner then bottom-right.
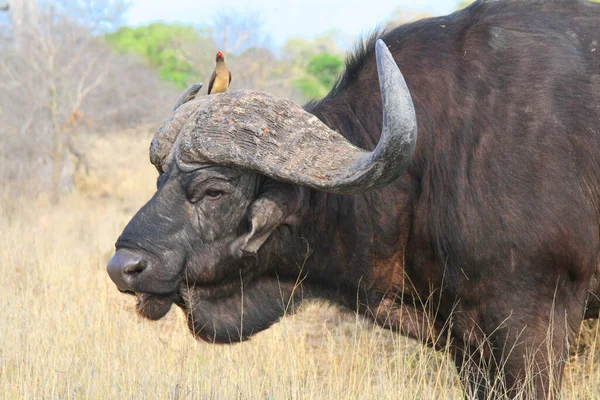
[[1, 128, 599, 399]]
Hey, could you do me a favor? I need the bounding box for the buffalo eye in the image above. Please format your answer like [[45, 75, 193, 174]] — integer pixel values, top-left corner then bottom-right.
[[205, 189, 224, 201]]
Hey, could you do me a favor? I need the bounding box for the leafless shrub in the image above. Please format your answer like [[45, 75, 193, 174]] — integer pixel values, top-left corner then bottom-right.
[[85, 54, 179, 132], [0, 0, 177, 199], [230, 46, 299, 99], [209, 9, 271, 55]]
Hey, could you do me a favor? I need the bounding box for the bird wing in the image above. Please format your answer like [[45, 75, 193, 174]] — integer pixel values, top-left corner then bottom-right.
[[229, 71, 232, 85], [207, 70, 217, 94]]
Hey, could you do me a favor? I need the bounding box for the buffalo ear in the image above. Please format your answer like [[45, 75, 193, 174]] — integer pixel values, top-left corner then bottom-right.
[[229, 181, 302, 258]]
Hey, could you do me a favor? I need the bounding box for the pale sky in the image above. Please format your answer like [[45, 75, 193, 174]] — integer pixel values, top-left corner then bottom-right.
[[126, 0, 460, 46]]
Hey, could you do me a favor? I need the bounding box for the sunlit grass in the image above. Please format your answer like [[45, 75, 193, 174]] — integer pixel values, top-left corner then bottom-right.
[[0, 129, 598, 399]]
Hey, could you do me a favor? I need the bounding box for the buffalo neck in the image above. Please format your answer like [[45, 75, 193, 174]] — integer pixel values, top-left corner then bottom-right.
[[290, 183, 414, 312], [291, 90, 414, 307]]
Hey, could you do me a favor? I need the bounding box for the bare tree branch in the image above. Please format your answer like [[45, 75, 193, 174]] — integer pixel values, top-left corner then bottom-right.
[[210, 10, 270, 55], [68, 64, 108, 130], [168, 34, 214, 79], [227, 31, 251, 54], [0, 0, 179, 198]]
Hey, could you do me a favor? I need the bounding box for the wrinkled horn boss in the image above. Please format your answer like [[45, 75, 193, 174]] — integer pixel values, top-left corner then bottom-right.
[[151, 39, 417, 194]]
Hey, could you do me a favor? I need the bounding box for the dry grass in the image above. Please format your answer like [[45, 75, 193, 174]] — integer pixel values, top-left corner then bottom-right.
[[1, 128, 599, 399]]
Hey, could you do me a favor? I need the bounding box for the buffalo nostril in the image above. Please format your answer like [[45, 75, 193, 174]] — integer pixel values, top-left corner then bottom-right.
[[107, 249, 147, 292], [123, 260, 146, 275]]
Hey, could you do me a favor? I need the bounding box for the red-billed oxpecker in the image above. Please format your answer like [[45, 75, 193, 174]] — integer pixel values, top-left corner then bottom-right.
[[207, 51, 231, 95]]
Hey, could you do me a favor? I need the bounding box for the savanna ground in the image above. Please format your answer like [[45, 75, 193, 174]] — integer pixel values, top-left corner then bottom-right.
[[1, 128, 600, 399]]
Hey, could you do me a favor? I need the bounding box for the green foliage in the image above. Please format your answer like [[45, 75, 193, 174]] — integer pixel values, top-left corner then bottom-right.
[[105, 23, 204, 88], [307, 53, 344, 89], [282, 31, 343, 65], [293, 52, 344, 100], [455, 0, 474, 10], [104, 21, 346, 101], [292, 75, 326, 99]]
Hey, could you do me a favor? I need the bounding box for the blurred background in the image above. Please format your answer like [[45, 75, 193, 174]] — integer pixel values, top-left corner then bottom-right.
[[0, 0, 478, 200], [1, 1, 600, 398]]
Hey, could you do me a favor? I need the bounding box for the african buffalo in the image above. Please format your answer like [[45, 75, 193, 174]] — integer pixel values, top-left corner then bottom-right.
[[107, 0, 600, 398]]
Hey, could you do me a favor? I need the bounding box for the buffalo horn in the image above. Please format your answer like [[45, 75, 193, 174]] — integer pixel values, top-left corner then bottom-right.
[[153, 39, 417, 194]]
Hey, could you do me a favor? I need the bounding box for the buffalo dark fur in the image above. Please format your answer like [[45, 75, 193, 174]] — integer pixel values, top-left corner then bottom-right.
[[107, 1, 600, 398]]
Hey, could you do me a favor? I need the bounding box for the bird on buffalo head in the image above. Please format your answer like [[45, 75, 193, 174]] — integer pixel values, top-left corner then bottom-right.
[[207, 51, 231, 95]]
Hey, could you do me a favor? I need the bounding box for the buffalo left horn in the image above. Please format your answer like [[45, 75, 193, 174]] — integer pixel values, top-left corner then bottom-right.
[[172, 82, 203, 111], [152, 39, 417, 194]]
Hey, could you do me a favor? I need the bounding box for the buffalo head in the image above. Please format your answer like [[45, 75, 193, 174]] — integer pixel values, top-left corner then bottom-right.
[[107, 40, 417, 343]]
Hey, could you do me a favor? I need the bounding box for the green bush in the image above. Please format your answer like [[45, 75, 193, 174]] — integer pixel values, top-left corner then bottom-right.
[[105, 23, 201, 88]]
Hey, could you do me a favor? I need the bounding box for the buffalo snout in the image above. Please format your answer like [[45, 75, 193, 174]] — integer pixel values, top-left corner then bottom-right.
[[107, 249, 147, 293]]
